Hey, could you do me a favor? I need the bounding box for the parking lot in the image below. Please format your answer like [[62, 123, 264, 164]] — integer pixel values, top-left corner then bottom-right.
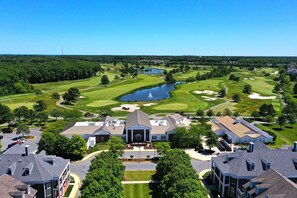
[[0, 128, 41, 153]]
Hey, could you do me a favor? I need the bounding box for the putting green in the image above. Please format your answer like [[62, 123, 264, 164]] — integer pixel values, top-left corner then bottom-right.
[[86, 100, 118, 107]]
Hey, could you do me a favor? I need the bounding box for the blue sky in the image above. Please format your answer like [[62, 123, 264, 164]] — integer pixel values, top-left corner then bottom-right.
[[0, 0, 296, 56]]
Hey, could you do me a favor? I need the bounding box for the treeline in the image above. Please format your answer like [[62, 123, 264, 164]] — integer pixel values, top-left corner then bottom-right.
[[0, 58, 102, 96], [81, 151, 125, 198], [153, 149, 209, 198], [38, 133, 87, 160], [186, 66, 234, 82]]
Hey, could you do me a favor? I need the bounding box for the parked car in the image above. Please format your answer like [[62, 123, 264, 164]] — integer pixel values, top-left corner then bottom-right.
[[2, 128, 13, 133]]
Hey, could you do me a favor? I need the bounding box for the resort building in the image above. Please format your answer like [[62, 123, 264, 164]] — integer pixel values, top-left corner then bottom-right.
[[210, 116, 273, 144], [0, 145, 70, 198], [61, 110, 190, 144], [242, 169, 297, 198], [211, 141, 297, 198], [0, 174, 37, 198]]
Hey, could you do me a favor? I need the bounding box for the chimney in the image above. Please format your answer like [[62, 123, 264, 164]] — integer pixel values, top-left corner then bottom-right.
[[293, 141, 297, 152], [248, 142, 254, 153], [25, 145, 29, 156]]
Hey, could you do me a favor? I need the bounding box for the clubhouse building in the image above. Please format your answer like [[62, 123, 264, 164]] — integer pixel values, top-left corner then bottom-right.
[[210, 116, 273, 144], [62, 110, 190, 144]]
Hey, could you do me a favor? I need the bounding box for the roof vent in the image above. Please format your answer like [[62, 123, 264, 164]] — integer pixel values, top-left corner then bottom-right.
[[248, 142, 254, 152]]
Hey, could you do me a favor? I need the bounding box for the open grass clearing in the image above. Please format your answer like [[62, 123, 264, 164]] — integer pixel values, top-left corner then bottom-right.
[[123, 184, 151, 198], [124, 171, 155, 181], [256, 123, 297, 148]]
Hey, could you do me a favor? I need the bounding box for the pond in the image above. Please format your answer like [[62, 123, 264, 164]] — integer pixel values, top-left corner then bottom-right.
[[119, 82, 184, 102], [137, 68, 164, 75]]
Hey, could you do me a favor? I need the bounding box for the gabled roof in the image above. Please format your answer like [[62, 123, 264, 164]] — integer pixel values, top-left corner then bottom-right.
[[126, 110, 151, 128], [0, 145, 69, 184], [212, 141, 297, 178], [243, 169, 297, 198], [0, 174, 37, 198]]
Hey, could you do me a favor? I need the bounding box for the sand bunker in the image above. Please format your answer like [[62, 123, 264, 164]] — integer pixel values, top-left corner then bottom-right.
[[194, 90, 217, 95], [272, 71, 279, 75], [244, 78, 255, 80], [202, 96, 217, 101], [143, 103, 157, 107], [112, 104, 140, 112], [248, 93, 276, 100], [79, 96, 86, 99]]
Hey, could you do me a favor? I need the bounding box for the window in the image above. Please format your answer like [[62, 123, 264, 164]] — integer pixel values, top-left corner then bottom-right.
[[152, 136, 157, 140], [161, 136, 166, 140]]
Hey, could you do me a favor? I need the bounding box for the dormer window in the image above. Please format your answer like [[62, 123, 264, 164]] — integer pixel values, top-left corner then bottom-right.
[[247, 159, 255, 171], [262, 159, 271, 170], [24, 168, 30, 176]]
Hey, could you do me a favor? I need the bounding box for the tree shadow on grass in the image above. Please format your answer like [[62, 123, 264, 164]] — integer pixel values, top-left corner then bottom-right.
[[272, 127, 283, 131], [148, 182, 159, 198], [285, 126, 294, 129]]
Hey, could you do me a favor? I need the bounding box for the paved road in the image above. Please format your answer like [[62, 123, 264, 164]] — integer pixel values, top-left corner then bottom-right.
[[70, 151, 211, 181], [1, 128, 41, 153]]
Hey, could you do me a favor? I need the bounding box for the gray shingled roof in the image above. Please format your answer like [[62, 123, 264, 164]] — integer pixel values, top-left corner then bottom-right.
[[243, 169, 297, 198], [126, 110, 151, 129], [0, 145, 69, 184], [0, 174, 37, 198], [212, 141, 297, 178]]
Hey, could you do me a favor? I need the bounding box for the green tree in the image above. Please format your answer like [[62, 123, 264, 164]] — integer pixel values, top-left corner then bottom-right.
[[233, 111, 240, 117], [232, 93, 241, 103], [251, 111, 259, 119], [107, 136, 125, 156], [206, 109, 214, 117], [99, 108, 113, 117], [33, 100, 47, 112], [264, 115, 274, 125], [277, 114, 287, 129], [223, 108, 232, 116], [38, 132, 58, 154], [287, 114, 296, 127], [13, 106, 29, 121], [63, 110, 82, 121], [196, 109, 204, 117], [51, 92, 60, 99], [25, 109, 36, 124], [16, 122, 30, 137], [0, 103, 13, 124], [50, 108, 63, 120], [243, 84, 252, 94], [63, 87, 80, 104], [165, 71, 176, 83], [69, 135, 87, 160], [101, 75, 110, 86], [36, 111, 48, 125], [293, 83, 297, 94], [205, 132, 218, 150], [154, 142, 171, 155], [218, 89, 226, 98]]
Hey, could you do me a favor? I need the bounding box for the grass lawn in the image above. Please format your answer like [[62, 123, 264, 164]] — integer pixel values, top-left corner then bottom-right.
[[256, 123, 297, 148], [64, 184, 74, 197], [123, 184, 151, 198], [124, 171, 155, 181]]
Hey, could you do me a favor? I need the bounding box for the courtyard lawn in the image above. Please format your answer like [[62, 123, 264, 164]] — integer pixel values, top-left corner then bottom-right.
[[124, 171, 155, 181], [123, 184, 151, 198], [255, 123, 297, 148]]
